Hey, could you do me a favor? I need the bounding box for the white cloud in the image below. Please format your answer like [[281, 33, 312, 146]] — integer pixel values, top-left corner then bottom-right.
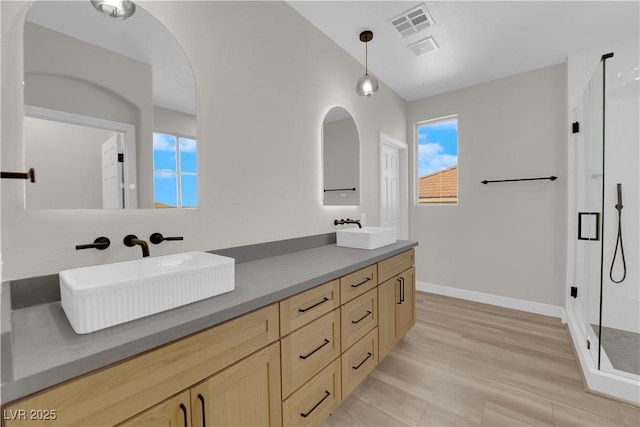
[[153, 134, 175, 152], [418, 143, 457, 176], [179, 138, 197, 153]]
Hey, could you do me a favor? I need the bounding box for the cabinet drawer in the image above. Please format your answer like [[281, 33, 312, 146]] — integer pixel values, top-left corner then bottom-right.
[[340, 264, 377, 304], [2, 304, 279, 427], [341, 328, 378, 399], [280, 279, 340, 336], [340, 289, 377, 351], [377, 249, 414, 283], [282, 358, 341, 427], [281, 309, 341, 398]]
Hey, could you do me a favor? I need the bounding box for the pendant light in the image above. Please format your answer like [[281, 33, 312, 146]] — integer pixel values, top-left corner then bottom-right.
[[91, 0, 136, 20], [355, 30, 379, 97]]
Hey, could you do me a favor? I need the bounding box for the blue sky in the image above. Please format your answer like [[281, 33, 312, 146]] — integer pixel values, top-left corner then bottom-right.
[[417, 118, 458, 177], [153, 133, 197, 207]]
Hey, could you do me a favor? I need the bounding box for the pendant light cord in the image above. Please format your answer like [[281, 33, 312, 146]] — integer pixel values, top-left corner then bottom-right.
[[365, 41, 369, 75]]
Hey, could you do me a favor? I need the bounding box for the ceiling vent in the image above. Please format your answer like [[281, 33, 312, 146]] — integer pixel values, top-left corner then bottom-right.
[[390, 4, 434, 38], [407, 36, 439, 56]]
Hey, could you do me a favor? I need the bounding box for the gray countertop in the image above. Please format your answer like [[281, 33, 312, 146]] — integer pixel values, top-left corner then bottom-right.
[[1, 241, 417, 404]]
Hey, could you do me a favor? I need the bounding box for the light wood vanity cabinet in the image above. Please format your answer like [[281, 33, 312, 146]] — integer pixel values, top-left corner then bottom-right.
[[2, 248, 416, 427], [378, 266, 416, 361], [189, 342, 282, 427], [3, 304, 280, 427]]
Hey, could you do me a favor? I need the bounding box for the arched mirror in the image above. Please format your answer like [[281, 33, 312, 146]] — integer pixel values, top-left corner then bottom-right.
[[322, 107, 360, 206], [22, 1, 196, 209]]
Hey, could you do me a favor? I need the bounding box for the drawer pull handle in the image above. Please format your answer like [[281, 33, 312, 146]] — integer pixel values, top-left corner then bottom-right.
[[179, 403, 188, 427], [351, 310, 372, 324], [300, 338, 330, 359], [351, 277, 371, 288], [352, 352, 373, 370], [400, 277, 405, 303], [300, 390, 331, 418], [397, 278, 403, 304], [298, 297, 329, 313], [197, 393, 206, 427]]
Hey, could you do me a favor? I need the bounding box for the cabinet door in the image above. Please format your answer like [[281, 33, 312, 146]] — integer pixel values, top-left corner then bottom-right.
[[118, 391, 191, 427], [378, 267, 415, 361], [190, 342, 282, 427], [396, 267, 415, 339], [377, 278, 397, 361]]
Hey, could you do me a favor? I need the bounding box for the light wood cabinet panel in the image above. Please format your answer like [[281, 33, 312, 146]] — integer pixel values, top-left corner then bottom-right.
[[378, 267, 415, 362], [281, 309, 341, 399], [377, 277, 397, 362], [3, 304, 279, 427], [396, 267, 415, 339], [190, 342, 282, 427], [282, 358, 341, 427], [118, 391, 191, 427], [280, 280, 340, 336], [377, 249, 414, 284], [341, 328, 378, 399], [340, 289, 377, 351], [339, 264, 377, 304]]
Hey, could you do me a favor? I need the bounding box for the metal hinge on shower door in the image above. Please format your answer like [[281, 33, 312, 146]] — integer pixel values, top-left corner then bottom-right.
[[572, 122, 580, 133]]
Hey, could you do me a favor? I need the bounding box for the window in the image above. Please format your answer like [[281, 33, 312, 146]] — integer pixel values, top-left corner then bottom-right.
[[153, 132, 197, 208], [416, 116, 458, 205]]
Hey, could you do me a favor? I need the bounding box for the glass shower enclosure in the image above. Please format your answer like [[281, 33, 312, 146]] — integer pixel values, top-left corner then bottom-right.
[[569, 47, 639, 402]]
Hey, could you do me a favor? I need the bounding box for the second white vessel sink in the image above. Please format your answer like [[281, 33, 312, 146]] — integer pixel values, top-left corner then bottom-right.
[[336, 226, 397, 250], [60, 251, 235, 334]]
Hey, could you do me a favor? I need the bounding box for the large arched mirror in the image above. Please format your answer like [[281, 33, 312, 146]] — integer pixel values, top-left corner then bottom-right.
[[22, 1, 196, 209], [322, 107, 360, 206]]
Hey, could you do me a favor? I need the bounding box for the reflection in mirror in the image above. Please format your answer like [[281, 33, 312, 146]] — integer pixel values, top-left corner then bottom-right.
[[22, 1, 196, 209], [24, 106, 137, 209], [322, 107, 360, 206]]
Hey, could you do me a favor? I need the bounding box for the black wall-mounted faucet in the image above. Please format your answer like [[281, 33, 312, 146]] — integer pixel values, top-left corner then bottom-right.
[[150, 233, 184, 245], [124, 235, 150, 257], [334, 218, 362, 229]]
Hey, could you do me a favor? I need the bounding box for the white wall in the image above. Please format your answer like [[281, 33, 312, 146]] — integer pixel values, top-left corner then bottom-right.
[[24, 117, 115, 209], [408, 64, 567, 308], [1, 1, 407, 279], [153, 107, 196, 138]]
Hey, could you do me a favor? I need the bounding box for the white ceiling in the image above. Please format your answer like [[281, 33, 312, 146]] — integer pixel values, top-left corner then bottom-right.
[[287, 1, 640, 101]]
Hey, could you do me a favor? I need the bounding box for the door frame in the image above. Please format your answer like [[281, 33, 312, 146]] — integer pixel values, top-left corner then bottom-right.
[[379, 132, 409, 240], [24, 105, 138, 208]]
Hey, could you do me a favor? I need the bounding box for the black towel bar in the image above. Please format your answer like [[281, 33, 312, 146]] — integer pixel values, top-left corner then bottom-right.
[[481, 176, 557, 185], [1, 168, 35, 183]]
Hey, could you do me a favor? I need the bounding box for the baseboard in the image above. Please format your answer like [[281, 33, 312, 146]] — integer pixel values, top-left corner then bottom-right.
[[416, 281, 564, 318]]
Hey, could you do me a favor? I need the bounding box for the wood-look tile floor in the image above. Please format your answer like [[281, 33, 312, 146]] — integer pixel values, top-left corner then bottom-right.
[[323, 292, 640, 427]]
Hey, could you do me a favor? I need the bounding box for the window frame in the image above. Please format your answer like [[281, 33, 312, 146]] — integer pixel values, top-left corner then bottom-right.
[[414, 114, 459, 206], [152, 131, 197, 209]]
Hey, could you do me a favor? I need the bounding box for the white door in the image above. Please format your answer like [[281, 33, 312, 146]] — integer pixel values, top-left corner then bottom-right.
[[101, 134, 123, 209], [379, 133, 408, 240]]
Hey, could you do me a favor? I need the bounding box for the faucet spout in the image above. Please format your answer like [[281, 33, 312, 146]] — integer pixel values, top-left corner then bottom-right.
[[124, 235, 150, 257], [333, 218, 362, 229]]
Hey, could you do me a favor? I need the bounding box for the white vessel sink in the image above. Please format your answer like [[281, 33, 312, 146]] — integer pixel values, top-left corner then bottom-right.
[[336, 226, 397, 250], [60, 251, 234, 334]]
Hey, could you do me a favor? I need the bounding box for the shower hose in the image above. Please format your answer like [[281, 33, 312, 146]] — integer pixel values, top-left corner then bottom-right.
[[609, 183, 627, 283]]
